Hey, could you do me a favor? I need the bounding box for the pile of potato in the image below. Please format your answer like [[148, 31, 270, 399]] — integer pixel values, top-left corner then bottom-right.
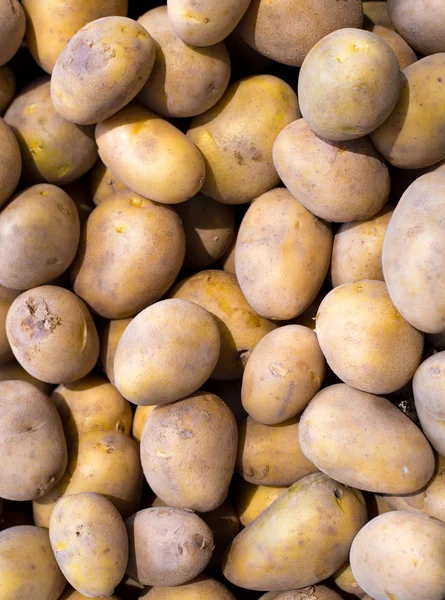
[[1, 0, 445, 599]]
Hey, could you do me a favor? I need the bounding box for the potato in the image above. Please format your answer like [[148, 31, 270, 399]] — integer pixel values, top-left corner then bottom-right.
[[221, 235, 237, 275], [114, 300, 220, 405], [170, 270, 277, 380], [235, 188, 332, 320], [241, 325, 325, 425], [90, 160, 127, 206], [138, 7, 230, 118], [51, 17, 155, 125], [350, 511, 445, 600], [388, 0, 445, 55], [363, 1, 394, 29], [205, 379, 246, 422], [50, 492, 128, 597], [22, 0, 128, 74], [0, 117, 21, 207], [259, 588, 344, 600], [187, 75, 300, 204], [298, 28, 400, 141], [0, 285, 19, 364], [223, 472, 367, 591], [331, 206, 394, 287], [59, 588, 120, 600], [371, 55, 445, 169], [333, 563, 366, 598], [132, 406, 156, 445], [0, 525, 65, 600], [0, 0, 25, 66], [0, 65, 15, 114], [139, 576, 236, 600], [365, 24, 417, 70], [6, 285, 99, 384], [235, 480, 287, 527], [141, 392, 237, 512], [99, 318, 132, 386], [96, 104, 205, 205], [414, 352, 445, 454], [0, 359, 52, 394], [71, 190, 185, 319], [315, 280, 424, 394], [299, 383, 435, 494], [237, 0, 363, 67], [273, 119, 390, 222], [383, 172, 445, 333]]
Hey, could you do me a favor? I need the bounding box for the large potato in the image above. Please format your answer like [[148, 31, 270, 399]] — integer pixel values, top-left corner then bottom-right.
[[139, 576, 236, 600], [99, 318, 132, 386], [0, 285, 19, 365], [223, 472, 367, 591], [0, 66, 15, 114], [235, 480, 287, 527], [298, 28, 400, 141], [388, 0, 445, 55], [299, 383, 435, 494], [365, 24, 417, 70], [138, 7, 231, 118], [0, 0, 25, 66], [96, 104, 205, 204], [90, 160, 127, 205], [259, 589, 344, 600], [414, 351, 445, 454], [0, 359, 53, 394], [273, 119, 390, 222], [141, 392, 237, 512], [170, 270, 277, 380], [0, 117, 21, 208], [71, 190, 185, 319], [187, 75, 300, 204], [235, 188, 332, 320], [350, 511, 445, 600], [114, 299, 220, 405]]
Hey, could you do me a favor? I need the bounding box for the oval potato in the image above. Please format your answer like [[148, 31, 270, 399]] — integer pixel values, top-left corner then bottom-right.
[[387, 0, 445, 55], [0, 0, 25, 66]]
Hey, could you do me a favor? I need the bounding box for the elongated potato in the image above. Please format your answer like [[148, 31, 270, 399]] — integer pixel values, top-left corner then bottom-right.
[[139, 576, 236, 600], [235, 480, 287, 527], [0, 66, 15, 114], [99, 318, 132, 386], [0, 359, 53, 394], [0, 0, 25, 66], [0, 117, 21, 208]]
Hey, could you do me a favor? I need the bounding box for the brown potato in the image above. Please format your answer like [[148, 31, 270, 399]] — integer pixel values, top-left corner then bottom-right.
[[139, 576, 236, 600], [388, 0, 445, 55], [89, 160, 128, 205], [0, 285, 19, 364], [0, 116, 21, 208], [0, 359, 53, 394], [235, 479, 287, 527], [365, 24, 417, 70], [99, 318, 132, 386], [0, 65, 15, 114], [0, 0, 25, 66]]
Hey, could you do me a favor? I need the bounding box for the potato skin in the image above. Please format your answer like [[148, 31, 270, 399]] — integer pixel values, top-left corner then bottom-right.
[[235, 480, 287, 527], [333, 563, 366, 598], [51, 17, 155, 125], [0, 359, 53, 394], [99, 318, 132, 386], [139, 576, 236, 600], [89, 160, 127, 205], [259, 588, 344, 600], [365, 24, 417, 70], [363, 1, 394, 29], [0, 117, 21, 208], [298, 28, 400, 141], [59, 589, 120, 600], [388, 0, 445, 56], [414, 352, 445, 454], [273, 119, 390, 222], [0, 525, 65, 600], [0, 285, 19, 365], [132, 405, 156, 444], [223, 472, 367, 591], [0, 66, 15, 114], [187, 75, 300, 204], [235, 188, 332, 320], [0, 0, 25, 66]]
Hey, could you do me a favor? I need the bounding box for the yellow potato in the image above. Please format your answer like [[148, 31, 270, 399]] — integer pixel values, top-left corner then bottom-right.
[[99, 318, 132, 386], [0, 0, 25, 66], [221, 234, 237, 275], [259, 588, 344, 600], [59, 588, 120, 600], [139, 576, 236, 600], [0, 285, 19, 365], [333, 563, 366, 598], [0, 359, 53, 394], [0, 65, 15, 114], [388, 0, 445, 55], [132, 405, 156, 445], [0, 117, 21, 208], [365, 24, 417, 70], [363, 1, 394, 29], [89, 160, 128, 205], [235, 480, 287, 527], [414, 351, 445, 454]]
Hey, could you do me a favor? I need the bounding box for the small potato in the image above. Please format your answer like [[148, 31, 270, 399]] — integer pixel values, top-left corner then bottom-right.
[[273, 119, 390, 222], [132, 406, 156, 445], [0, 117, 21, 208], [50, 492, 128, 598], [51, 17, 155, 125], [414, 352, 445, 454], [235, 480, 287, 527], [235, 188, 332, 320], [350, 511, 445, 600], [71, 190, 185, 319], [298, 28, 400, 141], [299, 383, 435, 494], [90, 160, 127, 205], [259, 588, 344, 600], [223, 472, 367, 591], [241, 325, 325, 425], [0, 0, 25, 66], [365, 24, 417, 70], [363, 1, 394, 29], [331, 206, 394, 287], [114, 300, 220, 405], [388, 0, 445, 56], [96, 104, 205, 205], [0, 359, 53, 394], [139, 576, 236, 600], [138, 7, 231, 118], [141, 392, 237, 512], [59, 588, 120, 600], [0, 184, 80, 290], [0, 285, 19, 364], [0, 525, 65, 600], [333, 563, 366, 598], [0, 65, 15, 114], [187, 75, 300, 204], [99, 318, 132, 386]]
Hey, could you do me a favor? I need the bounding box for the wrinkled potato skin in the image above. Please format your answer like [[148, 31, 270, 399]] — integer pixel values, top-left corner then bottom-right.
[[0, 359, 53, 394], [388, 0, 445, 56], [273, 119, 390, 222], [99, 318, 132, 386], [0, 117, 21, 208], [299, 383, 435, 494], [363, 1, 394, 29], [90, 161, 128, 205], [223, 472, 367, 591], [0, 526, 65, 600], [259, 587, 344, 600], [333, 563, 366, 598], [139, 576, 236, 600], [365, 24, 417, 70], [0, 0, 25, 66], [170, 270, 277, 380], [132, 405, 156, 444], [22, 0, 129, 74], [237, 415, 318, 486], [0, 286, 19, 364], [236, 480, 287, 527], [141, 392, 238, 512], [235, 188, 332, 320], [0, 66, 15, 114], [187, 75, 300, 205], [414, 352, 445, 455]]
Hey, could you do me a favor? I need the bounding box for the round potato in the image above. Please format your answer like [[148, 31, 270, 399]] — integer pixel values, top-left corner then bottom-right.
[[414, 352, 445, 454], [170, 270, 277, 380], [0, 381, 67, 501], [0, 117, 21, 208], [235, 480, 287, 527], [333, 563, 366, 598], [71, 190, 185, 318], [365, 24, 417, 70], [299, 383, 435, 494], [96, 104, 205, 204], [90, 160, 127, 205], [114, 299, 220, 405], [259, 588, 344, 600], [187, 75, 300, 204], [6, 285, 99, 384], [273, 119, 390, 222], [132, 405, 156, 445], [235, 188, 332, 320], [0, 0, 25, 66], [99, 318, 132, 386], [0, 285, 19, 364], [363, 1, 394, 29], [0, 65, 15, 114], [298, 28, 400, 141], [50, 492, 128, 597], [0, 359, 53, 394], [139, 576, 236, 600], [388, 0, 445, 56]]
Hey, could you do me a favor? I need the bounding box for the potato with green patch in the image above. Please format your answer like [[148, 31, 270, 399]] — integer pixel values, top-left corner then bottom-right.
[[0, 117, 21, 208], [0, 0, 25, 66]]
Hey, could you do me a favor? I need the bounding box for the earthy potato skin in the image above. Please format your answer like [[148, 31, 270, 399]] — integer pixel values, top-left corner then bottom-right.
[[51, 17, 155, 125], [138, 7, 231, 118], [223, 472, 367, 591], [366, 24, 417, 70], [139, 576, 236, 600], [0, 359, 53, 394], [0, 286, 19, 364], [298, 28, 400, 141], [0, 525, 65, 600], [388, 0, 445, 56], [235, 188, 332, 320], [22, 0, 129, 74], [141, 392, 238, 512], [273, 119, 390, 222], [414, 352, 445, 454], [99, 318, 132, 386], [6, 285, 99, 384], [71, 190, 185, 319], [90, 160, 127, 205], [299, 383, 435, 494], [187, 75, 300, 205], [0, 66, 15, 114], [0, 117, 21, 208], [96, 104, 205, 205], [259, 588, 344, 600], [238, 0, 363, 67], [236, 480, 287, 527], [0, 0, 25, 66]]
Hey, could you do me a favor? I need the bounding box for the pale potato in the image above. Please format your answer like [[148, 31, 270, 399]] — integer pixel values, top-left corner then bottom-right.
[[259, 588, 344, 600], [0, 359, 53, 394], [388, 0, 445, 55], [414, 351, 445, 454]]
